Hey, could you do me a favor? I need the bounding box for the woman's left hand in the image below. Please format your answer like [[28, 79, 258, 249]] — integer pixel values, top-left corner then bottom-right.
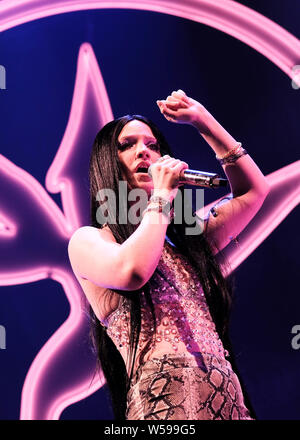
[[157, 90, 214, 134]]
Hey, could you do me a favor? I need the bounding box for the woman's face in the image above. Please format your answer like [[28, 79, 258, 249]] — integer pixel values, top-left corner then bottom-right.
[[117, 120, 161, 196]]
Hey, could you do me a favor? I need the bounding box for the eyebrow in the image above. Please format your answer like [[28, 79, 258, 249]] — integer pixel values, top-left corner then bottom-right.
[[119, 135, 157, 143]]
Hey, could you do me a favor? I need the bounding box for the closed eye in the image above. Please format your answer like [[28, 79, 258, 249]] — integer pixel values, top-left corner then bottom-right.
[[118, 142, 132, 151], [147, 143, 160, 152], [118, 140, 160, 152]]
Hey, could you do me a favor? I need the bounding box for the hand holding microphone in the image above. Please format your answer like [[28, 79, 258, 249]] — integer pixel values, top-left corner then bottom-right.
[[148, 155, 228, 189], [148, 155, 189, 202]]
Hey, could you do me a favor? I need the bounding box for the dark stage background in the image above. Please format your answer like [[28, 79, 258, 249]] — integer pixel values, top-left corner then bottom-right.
[[0, 0, 299, 419]]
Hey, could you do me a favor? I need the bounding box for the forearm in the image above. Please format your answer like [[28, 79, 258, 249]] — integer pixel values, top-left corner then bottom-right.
[[193, 116, 269, 198], [118, 204, 170, 289]]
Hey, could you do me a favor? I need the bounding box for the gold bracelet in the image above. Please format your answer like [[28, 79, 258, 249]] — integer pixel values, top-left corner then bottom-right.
[[142, 202, 174, 221], [148, 195, 170, 208], [218, 148, 247, 166], [216, 142, 242, 161]]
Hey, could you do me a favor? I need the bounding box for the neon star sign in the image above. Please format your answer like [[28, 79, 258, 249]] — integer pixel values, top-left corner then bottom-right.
[[0, 0, 299, 420]]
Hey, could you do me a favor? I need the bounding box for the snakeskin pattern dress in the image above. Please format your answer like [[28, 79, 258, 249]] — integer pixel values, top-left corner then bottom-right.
[[102, 237, 253, 420]]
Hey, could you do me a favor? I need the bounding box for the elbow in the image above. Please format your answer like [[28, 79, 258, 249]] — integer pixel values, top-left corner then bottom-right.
[[122, 271, 147, 291], [249, 180, 270, 212], [260, 174, 270, 195], [264, 180, 271, 196], [250, 178, 270, 201], [257, 179, 270, 200], [126, 272, 147, 291], [118, 261, 147, 291]]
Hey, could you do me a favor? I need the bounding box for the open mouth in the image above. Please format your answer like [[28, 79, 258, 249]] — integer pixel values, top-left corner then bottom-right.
[[135, 167, 149, 174]]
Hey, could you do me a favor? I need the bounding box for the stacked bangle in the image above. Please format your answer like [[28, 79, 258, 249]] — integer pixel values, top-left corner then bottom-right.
[[142, 195, 174, 221], [216, 142, 248, 165]]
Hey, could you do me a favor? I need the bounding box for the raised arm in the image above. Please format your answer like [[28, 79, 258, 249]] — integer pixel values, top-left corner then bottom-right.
[[157, 90, 270, 253]]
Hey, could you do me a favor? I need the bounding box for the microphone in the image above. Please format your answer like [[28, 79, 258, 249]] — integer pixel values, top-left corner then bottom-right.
[[148, 166, 228, 189]]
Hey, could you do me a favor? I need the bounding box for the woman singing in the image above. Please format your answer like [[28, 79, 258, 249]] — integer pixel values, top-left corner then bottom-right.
[[68, 90, 269, 420]]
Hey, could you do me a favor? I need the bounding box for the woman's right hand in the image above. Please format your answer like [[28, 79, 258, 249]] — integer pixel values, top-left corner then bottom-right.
[[149, 155, 189, 202]]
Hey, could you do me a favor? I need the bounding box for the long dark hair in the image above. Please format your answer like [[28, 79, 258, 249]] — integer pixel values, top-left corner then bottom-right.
[[88, 114, 254, 420]]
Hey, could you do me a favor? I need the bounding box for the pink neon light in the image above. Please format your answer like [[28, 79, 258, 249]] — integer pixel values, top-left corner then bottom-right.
[[0, 0, 300, 79], [16, 43, 113, 420], [45, 43, 114, 231], [210, 160, 300, 274], [0, 0, 298, 420], [0, 153, 71, 238], [0, 211, 17, 237]]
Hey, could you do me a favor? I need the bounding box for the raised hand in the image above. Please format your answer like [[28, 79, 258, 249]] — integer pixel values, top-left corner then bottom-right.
[[157, 89, 213, 133]]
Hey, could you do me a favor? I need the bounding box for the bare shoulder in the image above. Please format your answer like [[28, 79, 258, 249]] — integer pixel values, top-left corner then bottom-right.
[[68, 225, 120, 321], [68, 225, 117, 271], [69, 224, 116, 248]]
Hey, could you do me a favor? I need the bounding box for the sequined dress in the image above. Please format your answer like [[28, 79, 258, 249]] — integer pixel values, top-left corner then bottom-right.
[[103, 237, 253, 420]]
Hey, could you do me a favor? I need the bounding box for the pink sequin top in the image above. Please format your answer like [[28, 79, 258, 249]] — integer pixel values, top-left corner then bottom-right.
[[102, 237, 229, 372]]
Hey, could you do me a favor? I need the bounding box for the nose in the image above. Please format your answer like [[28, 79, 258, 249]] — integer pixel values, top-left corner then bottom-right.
[[135, 142, 151, 159]]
